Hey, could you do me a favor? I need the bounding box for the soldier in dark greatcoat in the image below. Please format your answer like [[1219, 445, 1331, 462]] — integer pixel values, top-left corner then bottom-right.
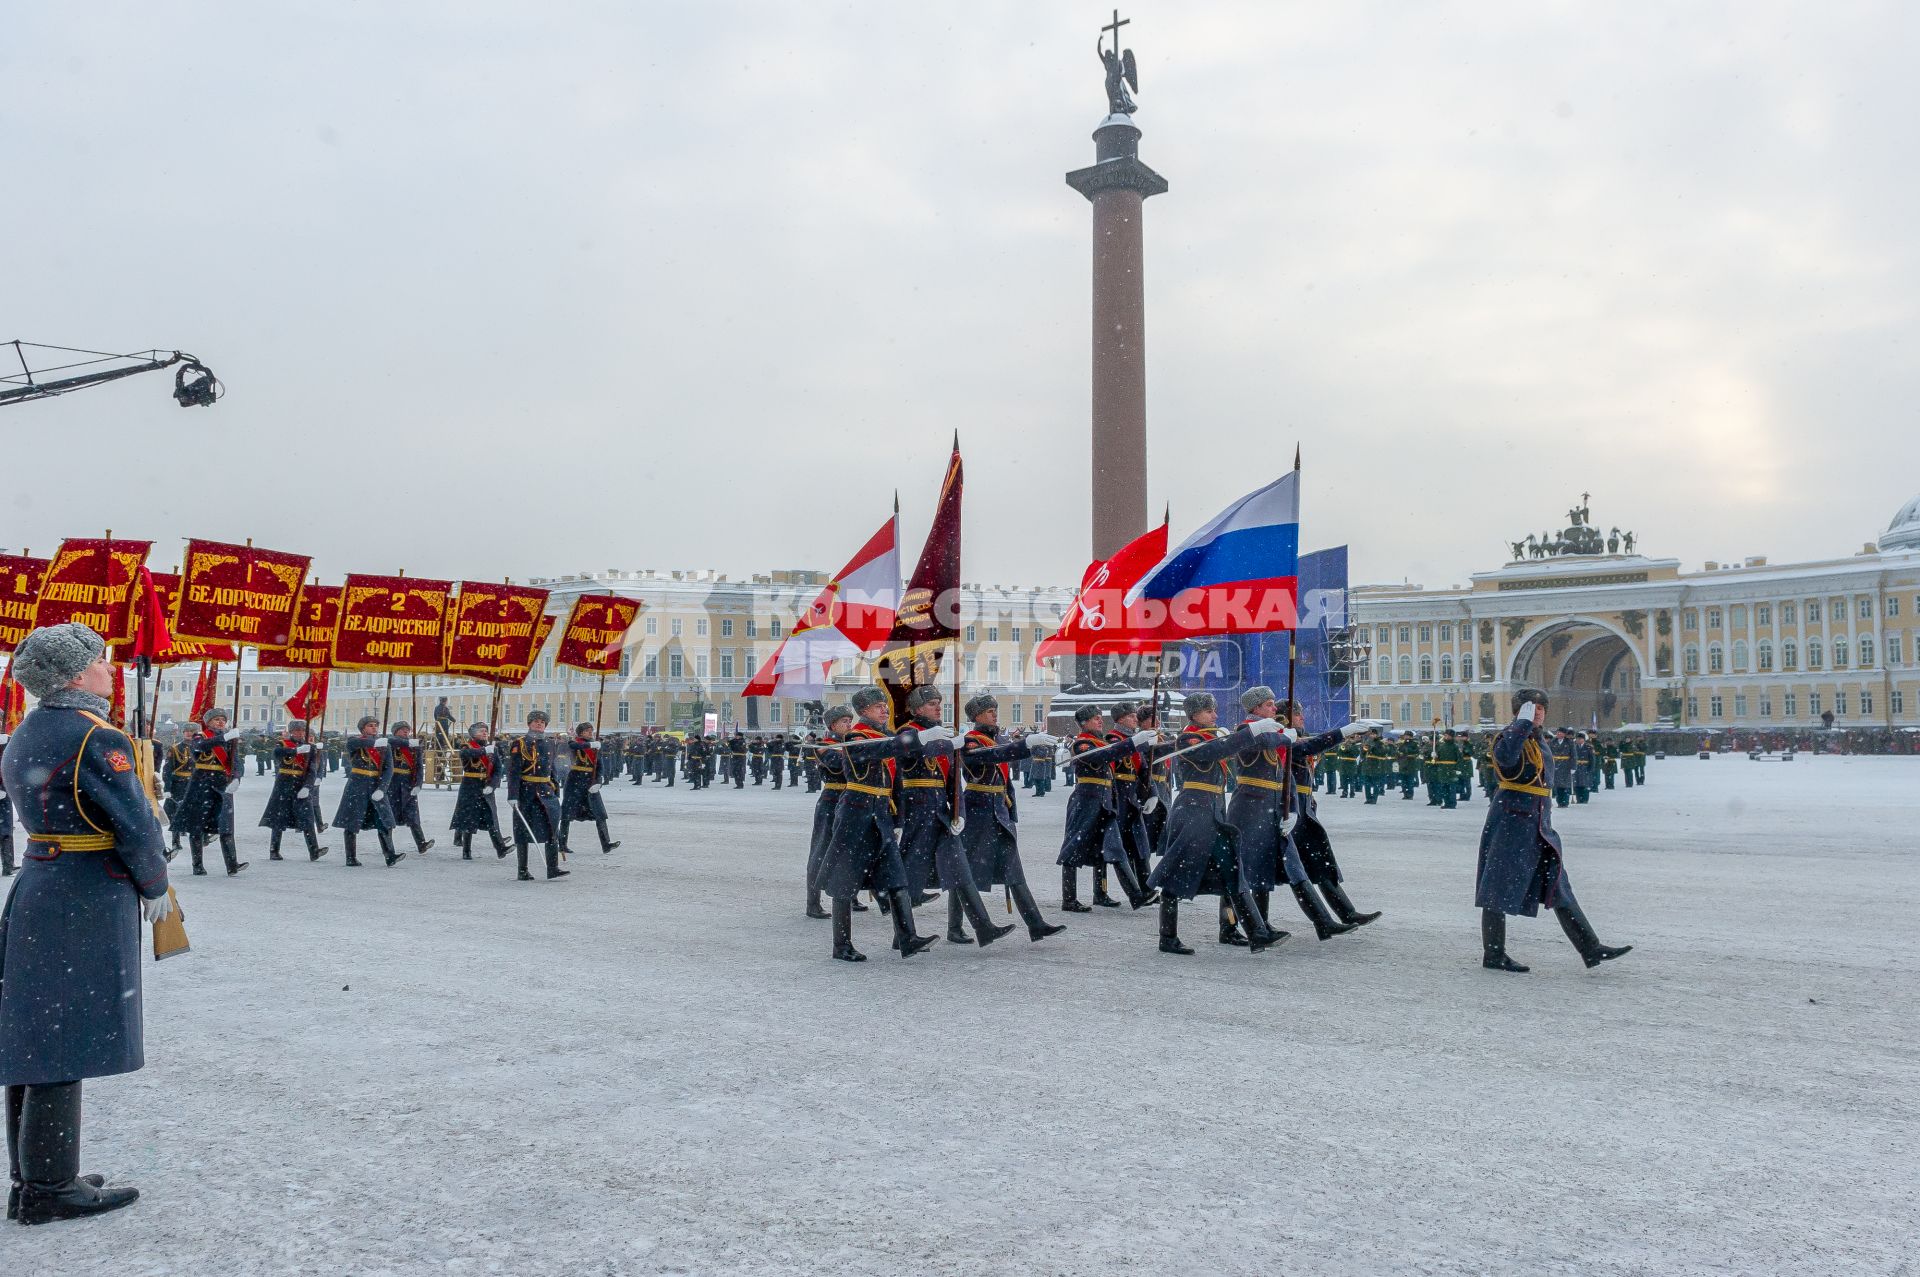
[[804, 709, 863, 918], [1549, 728, 1575, 807], [386, 721, 435, 854], [1054, 704, 1159, 912], [802, 733, 822, 793], [894, 687, 1014, 949], [450, 722, 510, 859], [1570, 732, 1595, 804], [815, 686, 938, 962], [508, 711, 567, 881], [0, 734, 13, 878], [1477, 690, 1633, 972], [1276, 699, 1381, 930], [1227, 687, 1355, 943], [161, 723, 199, 852], [258, 720, 328, 861], [1, 623, 169, 1224], [176, 707, 246, 877], [748, 735, 767, 785], [956, 695, 1065, 943], [727, 731, 747, 788], [331, 716, 402, 867], [1145, 692, 1286, 954], [1027, 734, 1056, 797], [560, 722, 619, 854], [1103, 700, 1160, 892], [785, 734, 802, 787]]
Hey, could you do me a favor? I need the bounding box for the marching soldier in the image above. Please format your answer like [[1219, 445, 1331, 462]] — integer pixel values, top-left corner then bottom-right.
[[684, 733, 708, 790], [1229, 687, 1356, 943], [727, 730, 747, 789], [161, 723, 199, 853], [804, 709, 864, 918], [1146, 692, 1287, 955], [1, 623, 170, 1224], [767, 735, 784, 790], [815, 686, 939, 962], [1549, 728, 1575, 807], [895, 687, 1014, 949], [1277, 699, 1382, 929], [1055, 705, 1158, 912], [1136, 702, 1174, 854], [1027, 733, 1056, 797], [1104, 700, 1159, 892], [177, 707, 246, 877], [331, 717, 403, 867], [1477, 690, 1632, 972], [560, 722, 620, 854], [786, 734, 802, 787], [802, 733, 822, 793], [259, 720, 329, 861], [386, 721, 435, 853], [508, 711, 568, 881], [956, 695, 1065, 943], [748, 735, 767, 785], [450, 722, 510, 859]]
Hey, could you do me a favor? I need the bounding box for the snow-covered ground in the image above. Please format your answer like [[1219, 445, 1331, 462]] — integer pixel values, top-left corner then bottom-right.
[[6, 754, 1917, 1275]]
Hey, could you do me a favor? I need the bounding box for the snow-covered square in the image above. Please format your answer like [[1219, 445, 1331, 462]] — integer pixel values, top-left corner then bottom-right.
[[7, 753, 1917, 1275]]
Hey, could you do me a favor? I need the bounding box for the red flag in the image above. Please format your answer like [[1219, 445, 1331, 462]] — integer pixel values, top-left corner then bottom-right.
[[174, 540, 312, 649], [129, 568, 175, 661], [188, 661, 218, 724], [1034, 517, 1171, 662], [0, 553, 50, 653], [32, 538, 152, 643], [286, 671, 329, 723], [554, 593, 642, 674]]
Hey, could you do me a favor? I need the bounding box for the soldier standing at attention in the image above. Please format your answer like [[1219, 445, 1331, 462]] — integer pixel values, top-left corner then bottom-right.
[[1, 623, 171, 1224], [1600, 736, 1620, 790], [509, 710, 567, 881], [332, 717, 403, 867], [748, 735, 767, 785], [259, 720, 328, 861], [386, 721, 435, 853], [684, 733, 708, 789], [450, 722, 510, 859], [1477, 690, 1633, 973], [1433, 729, 1463, 810], [1362, 730, 1393, 804], [177, 708, 246, 877], [1571, 732, 1595, 804], [1398, 732, 1422, 799], [1549, 728, 1575, 808], [432, 696, 456, 747], [560, 722, 620, 854], [727, 730, 748, 789]]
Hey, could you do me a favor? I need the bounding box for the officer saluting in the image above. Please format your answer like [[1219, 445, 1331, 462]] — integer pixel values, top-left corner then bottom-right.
[[1, 623, 170, 1224]]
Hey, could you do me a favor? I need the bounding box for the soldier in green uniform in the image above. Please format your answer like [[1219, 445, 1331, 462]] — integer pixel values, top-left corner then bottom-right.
[[1361, 731, 1391, 803], [1431, 729, 1463, 809], [1600, 736, 1620, 790], [1622, 735, 1644, 787], [1396, 733, 1421, 799]]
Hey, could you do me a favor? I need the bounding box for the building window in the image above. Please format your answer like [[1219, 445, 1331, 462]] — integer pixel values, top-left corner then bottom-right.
[[986, 657, 1001, 682], [1830, 597, 1846, 620], [1708, 644, 1723, 674], [770, 701, 782, 724], [695, 654, 709, 679], [1832, 640, 1849, 669], [1438, 623, 1452, 642], [1781, 602, 1796, 624], [1462, 654, 1475, 682], [1707, 608, 1722, 629], [1418, 657, 1434, 683], [668, 653, 683, 679], [1888, 597, 1901, 617], [1757, 603, 1772, 625], [1684, 645, 1700, 674], [1417, 623, 1432, 643], [1809, 692, 1822, 715], [1683, 609, 1698, 631], [1375, 626, 1389, 643], [746, 619, 758, 638], [770, 618, 782, 637], [1378, 656, 1392, 682], [1399, 702, 1411, 723], [695, 618, 709, 638], [643, 654, 658, 679], [1782, 641, 1798, 670], [1892, 690, 1904, 715], [1806, 602, 1821, 623], [1439, 655, 1454, 681], [1889, 635, 1904, 664], [617, 701, 630, 724], [720, 618, 733, 637], [1759, 697, 1772, 717], [987, 626, 999, 642], [1709, 695, 1723, 718], [1397, 625, 1411, 644], [670, 618, 683, 637], [1756, 641, 1772, 671], [1859, 637, 1875, 667], [241, 706, 252, 722], [1011, 627, 1022, 642], [644, 701, 657, 724], [1861, 690, 1874, 716], [1784, 693, 1797, 717], [1686, 696, 1699, 719], [1835, 691, 1848, 715], [719, 651, 735, 679], [1011, 701, 1023, 724], [1398, 656, 1412, 682], [1807, 640, 1824, 669], [1730, 641, 1746, 671], [1860, 597, 1874, 620], [1734, 694, 1747, 718], [645, 617, 657, 636]]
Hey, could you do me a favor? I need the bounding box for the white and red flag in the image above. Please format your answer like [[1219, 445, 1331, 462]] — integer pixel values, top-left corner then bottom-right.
[[743, 514, 901, 698]]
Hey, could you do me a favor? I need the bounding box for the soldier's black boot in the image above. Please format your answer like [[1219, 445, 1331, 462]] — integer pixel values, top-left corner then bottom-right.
[[1158, 897, 1192, 955], [806, 887, 830, 920], [457, 831, 472, 860], [888, 890, 936, 959], [306, 829, 328, 861], [1060, 866, 1091, 912], [1108, 855, 1157, 910], [16, 1082, 139, 1226], [1482, 908, 1528, 972], [596, 818, 619, 853], [515, 841, 533, 880], [544, 843, 569, 879], [831, 897, 865, 962], [189, 836, 208, 876], [492, 827, 511, 858], [379, 829, 401, 867], [959, 881, 1015, 947], [945, 891, 973, 944], [2, 1087, 90, 1223], [269, 831, 284, 861], [343, 833, 361, 867], [1321, 881, 1382, 927], [1092, 864, 1122, 908], [1290, 882, 1355, 940], [1555, 902, 1631, 968], [220, 832, 247, 876], [1237, 889, 1290, 953], [1217, 894, 1248, 946], [1011, 882, 1065, 940], [409, 818, 433, 854]]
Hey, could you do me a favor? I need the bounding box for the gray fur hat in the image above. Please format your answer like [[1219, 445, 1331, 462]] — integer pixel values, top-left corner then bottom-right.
[[850, 686, 889, 713], [905, 686, 943, 713], [1240, 684, 1276, 711], [9, 622, 105, 698], [963, 692, 998, 720], [469, 723, 491, 738], [824, 704, 855, 726], [1513, 688, 1548, 712], [1109, 700, 1138, 721], [1183, 691, 1216, 717], [358, 715, 381, 731], [527, 709, 550, 725], [391, 720, 412, 733], [1074, 704, 1103, 725]]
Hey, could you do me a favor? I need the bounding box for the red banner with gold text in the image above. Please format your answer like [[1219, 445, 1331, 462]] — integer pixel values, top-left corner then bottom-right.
[[332, 575, 453, 673], [445, 582, 552, 675], [555, 594, 641, 674], [31, 538, 151, 644], [174, 540, 311, 649], [0, 553, 50, 653], [259, 585, 341, 671]]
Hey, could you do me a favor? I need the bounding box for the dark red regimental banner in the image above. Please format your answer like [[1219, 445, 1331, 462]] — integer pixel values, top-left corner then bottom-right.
[[259, 585, 341, 671], [0, 553, 50, 652], [446, 582, 552, 674], [555, 594, 641, 674], [471, 613, 556, 687], [31, 538, 152, 644], [174, 540, 311, 649], [332, 574, 453, 672]]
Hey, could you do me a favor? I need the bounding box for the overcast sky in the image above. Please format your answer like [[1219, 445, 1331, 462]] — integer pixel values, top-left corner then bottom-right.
[[4, 1, 1915, 596]]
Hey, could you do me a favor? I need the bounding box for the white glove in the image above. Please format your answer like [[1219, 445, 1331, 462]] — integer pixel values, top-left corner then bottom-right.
[[1023, 732, 1058, 751], [295, 744, 312, 755], [1514, 703, 1536, 724], [1247, 717, 1282, 737], [372, 789, 386, 801], [373, 736, 389, 747], [916, 725, 955, 745], [1142, 794, 1160, 814], [142, 892, 174, 923], [1131, 729, 1157, 747], [224, 728, 243, 741], [1339, 720, 1370, 739], [1280, 813, 1299, 837], [224, 780, 241, 794], [296, 787, 311, 799], [0, 733, 9, 743], [1282, 727, 1300, 742], [589, 783, 603, 793]]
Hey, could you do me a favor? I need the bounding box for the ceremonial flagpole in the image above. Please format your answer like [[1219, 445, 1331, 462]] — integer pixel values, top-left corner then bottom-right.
[[382, 568, 403, 727], [1281, 446, 1301, 824]]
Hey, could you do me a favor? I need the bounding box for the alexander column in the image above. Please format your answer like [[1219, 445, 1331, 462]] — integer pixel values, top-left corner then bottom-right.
[[1066, 10, 1166, 561]]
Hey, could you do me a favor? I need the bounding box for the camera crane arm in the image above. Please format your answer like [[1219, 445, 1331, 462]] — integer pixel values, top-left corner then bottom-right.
[[2, 340, 221, 408]]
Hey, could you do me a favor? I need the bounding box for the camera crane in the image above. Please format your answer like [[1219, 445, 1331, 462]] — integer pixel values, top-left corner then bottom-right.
[[2, 339, 221, 409]]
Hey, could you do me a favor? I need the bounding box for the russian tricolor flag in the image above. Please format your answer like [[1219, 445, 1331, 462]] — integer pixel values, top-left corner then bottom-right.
[[1124, 471, 1300, 634]]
